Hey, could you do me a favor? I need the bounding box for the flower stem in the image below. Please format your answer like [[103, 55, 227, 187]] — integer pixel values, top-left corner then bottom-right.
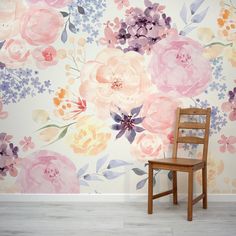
[[204, 42, 233, 48]]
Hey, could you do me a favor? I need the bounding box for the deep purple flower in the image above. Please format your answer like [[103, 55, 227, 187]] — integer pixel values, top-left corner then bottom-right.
[[228, 87, 236, 103], [110, 105, 145, 143]]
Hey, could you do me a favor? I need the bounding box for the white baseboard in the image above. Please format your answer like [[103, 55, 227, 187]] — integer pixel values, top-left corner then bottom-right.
[[0, 193, 236, 202]]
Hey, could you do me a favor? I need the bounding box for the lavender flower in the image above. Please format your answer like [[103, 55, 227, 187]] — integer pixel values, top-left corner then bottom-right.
[[110, 105, 145, 143]]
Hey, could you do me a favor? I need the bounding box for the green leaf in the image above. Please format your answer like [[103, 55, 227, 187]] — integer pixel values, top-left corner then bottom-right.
[[47, 127, 69, 146], [36, 124, 61, 131]]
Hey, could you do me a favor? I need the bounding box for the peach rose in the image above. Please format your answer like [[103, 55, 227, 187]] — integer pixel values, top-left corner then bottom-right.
[[79, 48, 151, 118], [32, 45, 58, 69], [131, 132, 164, 162], [69, 115, 111, 156], [0, 39, 30, 68], [149, 34, 212, 97], [27, 0, 72, 8], [141, 94, 180, 134], [16, 150, 80, 193], [0, 0, 26, 41], [20, 5, 64, 45]]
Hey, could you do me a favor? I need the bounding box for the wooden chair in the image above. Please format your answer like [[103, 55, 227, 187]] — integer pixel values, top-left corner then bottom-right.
[[147, 107, 211, 221]]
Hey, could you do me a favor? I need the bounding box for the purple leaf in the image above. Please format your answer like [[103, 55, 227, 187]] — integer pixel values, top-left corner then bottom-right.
[[110, 111, 122, 122], [136, 177, 148, 190], [190, 0, 204, 15], [61, 27, 68, 43], [96, 155, 108, 173], [180, 3, 187, 24], [179, 26, 197, 35], [115, 129, 126, 139], [103, 170, 124, 179], [132, 117, 145, 124], [134, 126, 145, 132], [111, 124, 122, 130], [69, 22, 77, 34], [77, 163, 89, 177], [191, 7, 209, 23], [107, 160, 132, 169], [80, 179, 90, 186], [132, 168, 147, 175], [131, 105, 143, 117], [84, 174, 102, 181], [125, 129, 136, 144], [0, 41, 5, 50]]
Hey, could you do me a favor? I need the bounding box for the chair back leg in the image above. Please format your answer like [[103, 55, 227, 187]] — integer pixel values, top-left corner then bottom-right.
[[202, 166, 207, 209], [188, 171, 193, 221], [148, 163, 153, 214], [173, 171, 178, 205]]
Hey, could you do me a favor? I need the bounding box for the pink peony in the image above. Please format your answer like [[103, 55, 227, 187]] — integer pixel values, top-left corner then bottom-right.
[[20, 5, 64, 46], [222, 99, 236, 121], [17, 150, 80, 193], [26, 0, 72, 8], [141, 94, 180, 134], [79, 48, 151, 118], [149, 34, 212, 97], [218, 134, 236, 153], [131, 132, 164, 162], [0, 0, 26, 41], [0, 39, 30, 68], [32, 45, 58, 69]]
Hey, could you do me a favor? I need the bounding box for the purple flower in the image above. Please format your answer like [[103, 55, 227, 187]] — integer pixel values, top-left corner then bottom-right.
[[110, 105, 145, 143]]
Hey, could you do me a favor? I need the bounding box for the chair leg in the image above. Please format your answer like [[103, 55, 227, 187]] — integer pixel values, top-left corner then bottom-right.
[[148, 163, 153, 214], [202, 166, 207, 209], [187, 171, 193, 221], [173, 171, 178, 205]]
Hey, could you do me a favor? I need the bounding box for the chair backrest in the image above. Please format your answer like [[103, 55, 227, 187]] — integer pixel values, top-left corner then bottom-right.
[[172, 107, 211, 162]]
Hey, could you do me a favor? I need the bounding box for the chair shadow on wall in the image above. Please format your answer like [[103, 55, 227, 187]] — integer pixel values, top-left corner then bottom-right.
[[147, 107, 211, 221]]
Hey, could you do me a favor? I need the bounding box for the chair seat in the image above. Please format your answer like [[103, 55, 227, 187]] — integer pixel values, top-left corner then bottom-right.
[[149, 158, 204, 167]]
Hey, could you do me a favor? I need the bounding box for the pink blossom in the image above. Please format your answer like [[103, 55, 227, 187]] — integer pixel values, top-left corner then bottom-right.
[[0, 39, 30, 68], [218, 135, 236, 153], [99, 25, 118, 48], [17, 150, 80, 193], [149, 34, 212, 97], [19, 136, 35, 152], [26, 0, 72, 8], [0, 99, 8, 119], [0, 133, 13, 144], [114, 0, 129, 10], [222, 100, 236, 121], [131, 132, 163, 162], [32, 46, 58, 69], [141, 94, 180, 135], [20, 5, 64, 46]]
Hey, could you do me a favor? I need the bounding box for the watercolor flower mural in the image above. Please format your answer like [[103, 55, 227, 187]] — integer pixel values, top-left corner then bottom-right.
[[0, 0, 26, 41], [16, 150, 80, 193], [79, 48, 151, 118], [0, 133, 19, 179], [19, 136, 35, 152], [69, 115, 111, 156], [0, 39, 30, 68], [20, 5, 64, 46], [218, 134, 236, 153], [141, 94, 180, 136], [110, 105, 145, 144], [149, 33, 212, 97]]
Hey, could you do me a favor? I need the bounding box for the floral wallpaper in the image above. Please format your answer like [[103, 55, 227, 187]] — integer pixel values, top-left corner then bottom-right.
[[0, 0, 236, 194]]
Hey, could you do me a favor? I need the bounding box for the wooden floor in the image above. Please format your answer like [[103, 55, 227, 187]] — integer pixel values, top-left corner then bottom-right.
[[0, 202, 235, 236]]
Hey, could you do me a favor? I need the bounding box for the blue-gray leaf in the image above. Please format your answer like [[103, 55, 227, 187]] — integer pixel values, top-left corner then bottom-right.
[[96, 155, 108, 173], [78, 6, 85, 14], [107, 160, 132, 169], [136, 177, 148, 190], [103, 170, 124, 179], [60, 11, 69, 17], [180, 3, 187, 24], [0, 40, 5, 50], [191, 7, 209, 23], [132, 168, 147, 175], [80, 179, 90, 186], [190, 0, 204, 15], [69, 22, 77, 34], [61, 27, 68, 43], [84, 174, 102, 181], [77, 163, 89, 177], [179, 26, 197, 36]]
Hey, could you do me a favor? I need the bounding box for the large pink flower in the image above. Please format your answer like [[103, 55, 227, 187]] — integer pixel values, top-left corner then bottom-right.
[[0, 0, 26, 41], [27, 0, 72, 8], [20, 5, 64, 46], [17, 150, 80, 193], [79, 48, 151, 118], [149, 34, 212, 97], [32, 45, 58, 69], [222, 99, 236, 121], [131, 132, 164, 162], [141, 94, 180, 134], [0, 39, 30, 68]]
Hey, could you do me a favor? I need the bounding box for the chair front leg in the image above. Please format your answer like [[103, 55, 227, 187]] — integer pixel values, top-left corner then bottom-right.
[[202, 166, 207, 209], [148, 163, 153, 214], [187, 171, 193, 221], [173, 171, 178, 205]]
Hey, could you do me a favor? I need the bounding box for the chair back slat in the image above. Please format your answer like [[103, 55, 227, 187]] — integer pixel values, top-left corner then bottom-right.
[[172, 107, 211, 162]]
